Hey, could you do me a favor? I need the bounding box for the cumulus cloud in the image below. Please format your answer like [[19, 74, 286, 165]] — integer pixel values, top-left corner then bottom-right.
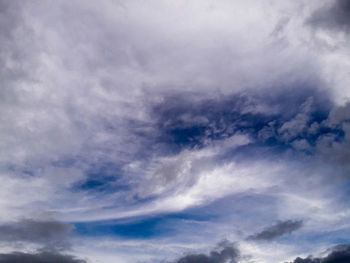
[[248, 220, 303, 241]]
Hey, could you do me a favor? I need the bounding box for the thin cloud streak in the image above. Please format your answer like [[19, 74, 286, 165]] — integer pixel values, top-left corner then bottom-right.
[[247, 220, 303, 241]]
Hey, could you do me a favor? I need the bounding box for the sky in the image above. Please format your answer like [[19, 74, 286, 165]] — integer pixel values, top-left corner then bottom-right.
[[1, 0, 350, 262]]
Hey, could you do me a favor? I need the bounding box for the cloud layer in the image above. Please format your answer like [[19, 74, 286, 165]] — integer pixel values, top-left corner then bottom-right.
[[0, 0, 350, 263]]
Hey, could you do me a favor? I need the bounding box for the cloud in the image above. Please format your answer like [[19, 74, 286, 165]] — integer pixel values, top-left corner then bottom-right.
[[308, 0, 350, 32], [0, 219, 73, 250], [314, 102, 350, 170], [0, 219, 86, 263], [0, 251, 87, 263], [174, 240, 239, 263], [247, 220, 303, 241], [291, 244, 350, 263], [0, 1, 350, 262]]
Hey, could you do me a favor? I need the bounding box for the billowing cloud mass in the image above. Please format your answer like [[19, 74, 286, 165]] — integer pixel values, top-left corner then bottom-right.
[[0, 0, 350, 262]]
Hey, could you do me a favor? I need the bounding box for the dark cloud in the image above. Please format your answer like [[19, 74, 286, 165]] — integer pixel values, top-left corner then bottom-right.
[[308, 0, 350, 32], [174, 240, 239, 263], [316, 102, 350, 167], [0, 219, 73, 250], [174, 241, 350, 263], [0, 251, 86, 263], [290, 244, 350, 263], [247, 220, 303, 241], [0, 220, 87, 262]]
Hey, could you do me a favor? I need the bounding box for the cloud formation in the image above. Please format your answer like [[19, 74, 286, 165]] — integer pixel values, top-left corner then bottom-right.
[[0, 251, 86, 263], [0, 219, 73, 250], [0, 0, 350, 262], [248, 220, 303, 241], [308, 0, 350, 32], [174, 241, 239, 263], [291, 245, 350, 263]]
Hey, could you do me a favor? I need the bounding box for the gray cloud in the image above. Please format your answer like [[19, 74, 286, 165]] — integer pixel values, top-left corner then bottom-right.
[[0, 220, 86, 262], [247, 220, 303, 241], [174, 240, 239, 263], [0, 219, 74, 250], [316, 102, 350, 168], [290, 245, 350, 263], [308, 0, 350, 32], [0, 251, 86, 263]]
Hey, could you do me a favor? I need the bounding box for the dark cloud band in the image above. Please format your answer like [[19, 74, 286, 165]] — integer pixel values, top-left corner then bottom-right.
[[0, 251, 86, 263], [247, 220, 303, 241]]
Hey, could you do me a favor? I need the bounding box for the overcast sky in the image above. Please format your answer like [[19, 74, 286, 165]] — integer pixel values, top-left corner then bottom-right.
[[1, 0, 350, 262]]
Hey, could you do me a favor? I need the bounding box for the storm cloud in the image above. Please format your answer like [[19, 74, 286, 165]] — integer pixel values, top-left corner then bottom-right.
[[291, 245, 350, 263]]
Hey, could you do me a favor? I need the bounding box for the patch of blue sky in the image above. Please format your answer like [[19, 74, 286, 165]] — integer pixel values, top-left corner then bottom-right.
[[72, 192, 277, 240], [278, 229, 350, 247], [74, 217, 170, 239], [72, 212, 216, 239], [151, 89, 336, 160], [71, 162, 131, 194], [329, 182, 350, 209]]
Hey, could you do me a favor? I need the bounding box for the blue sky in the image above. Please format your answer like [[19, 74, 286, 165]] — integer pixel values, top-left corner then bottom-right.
[[0, 0, 350, 263]]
